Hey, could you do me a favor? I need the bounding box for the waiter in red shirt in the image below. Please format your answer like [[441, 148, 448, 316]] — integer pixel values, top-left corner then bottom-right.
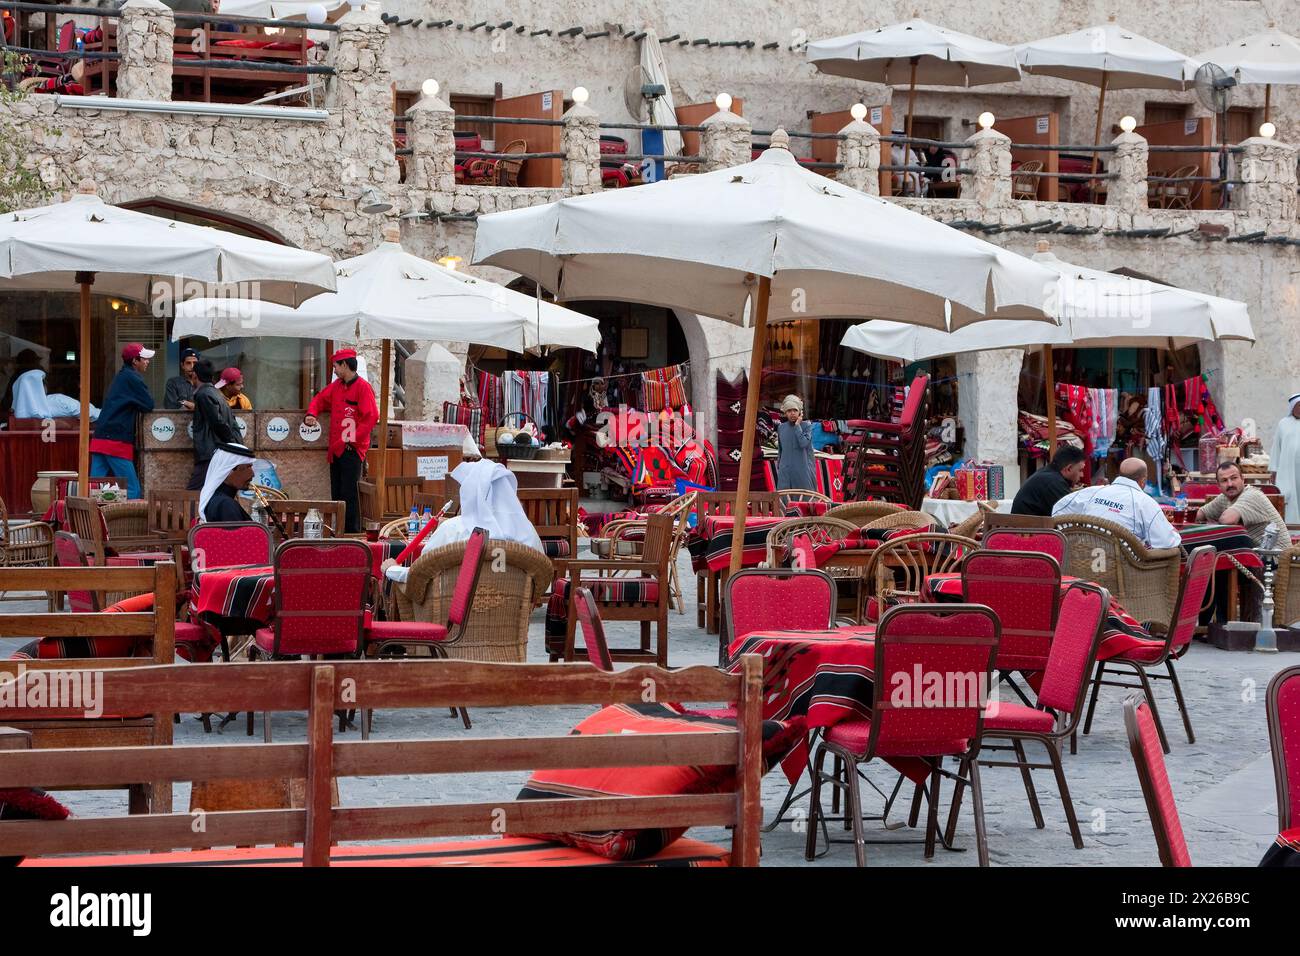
[[304, 347, 378, 533]]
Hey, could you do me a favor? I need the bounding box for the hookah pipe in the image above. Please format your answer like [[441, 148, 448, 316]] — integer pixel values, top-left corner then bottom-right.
[[250, 484, 290, 540]]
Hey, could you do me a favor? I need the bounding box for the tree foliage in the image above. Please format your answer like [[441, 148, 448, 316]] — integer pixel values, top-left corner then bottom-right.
[[1, 54, 52, 214]]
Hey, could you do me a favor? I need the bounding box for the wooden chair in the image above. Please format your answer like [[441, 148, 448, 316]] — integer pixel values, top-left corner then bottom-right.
[[1163, 164, 1201, 210], [863, 510, 942, 532], [414, 490, 458, 516], [1052, 514, 1182, 626], [268, 499, 346, 541], [462, 139, 527, 186], [0, 657, 764, 867], [777, 488, 832, 512], [380, 476, 425, 519], [1270, 546, 1300, 630], [592, 491, 698, 613], [1012, 160, 1043, 200], [146, 489, 200, 544], [552, 512, 674, 666], [519, 488, 579, 564], [0, 562, 177, 813], [1123, 695, 1192, 866], [693, 490, 781, 627], [0, 496, 54, 607]]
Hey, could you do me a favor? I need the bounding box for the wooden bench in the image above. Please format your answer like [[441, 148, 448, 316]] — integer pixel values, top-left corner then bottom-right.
[[0, 657, 763, 866], [0, 563, 176, 813]]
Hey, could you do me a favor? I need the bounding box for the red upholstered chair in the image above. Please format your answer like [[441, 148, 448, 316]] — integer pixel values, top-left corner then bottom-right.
[[1082, 546, 1216, 753], [1267, 665, 1300, 834], [1124, 695, 1193, 866], [983, 528, 1066, 564], [187, 522, 272, 571], [363, 527, 489, 734], [54, 531, 100, 612], [574, 586, 614, 672], [960, 549, 1061, 688], [804, 604, 1000, 866], [722, 567, 837, 667], [840, 374, 930, 508], [247, 539, 371, 741], [951, 583, 1110, 851]]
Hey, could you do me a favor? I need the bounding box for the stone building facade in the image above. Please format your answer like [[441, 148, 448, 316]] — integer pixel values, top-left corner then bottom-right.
[[6, 0, 1300, 490]]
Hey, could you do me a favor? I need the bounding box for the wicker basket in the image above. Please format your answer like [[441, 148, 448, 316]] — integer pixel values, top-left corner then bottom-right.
[[497, 411, 541, 460]]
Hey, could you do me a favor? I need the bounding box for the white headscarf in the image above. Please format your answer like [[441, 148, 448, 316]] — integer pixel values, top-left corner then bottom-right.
[[12, 369, 53, 419], [426, 459, 543, 554], [1288, 393, 1300, 414], [198, 443, 260, 522]]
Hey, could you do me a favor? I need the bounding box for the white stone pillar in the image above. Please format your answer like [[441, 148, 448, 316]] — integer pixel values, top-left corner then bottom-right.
[[955, 348, 1024, 496], [561, 101, 601, 195], [116, 0, 174, 102], [1106, 131, 1149, 211], [1237, 136, 1299, 221], [700, 108, 751, 171], [836, 119, 881, 195], [960, 128, 1012, 208], [407, 93, 456, 192]]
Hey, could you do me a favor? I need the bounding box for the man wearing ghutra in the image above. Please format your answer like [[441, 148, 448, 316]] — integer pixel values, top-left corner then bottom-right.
[[198, 443, 263, 523], [1271, 393, 1300, 523]]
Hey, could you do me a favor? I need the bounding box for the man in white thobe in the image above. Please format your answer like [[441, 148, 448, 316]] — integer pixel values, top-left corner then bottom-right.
[[1271, 392, 1300, 523]]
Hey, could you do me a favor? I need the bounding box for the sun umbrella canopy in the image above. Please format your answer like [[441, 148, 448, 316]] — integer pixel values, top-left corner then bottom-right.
[[215, 0, 348, 20], [474, 140, 1060, 330], [1192, 29, 1300, 86], [807, 18, 1021, 86], [0, 192, 337, 306], [174, 234, 600, 353], [842, 249, 1254, 359], [1015, 23, 1198, 90]]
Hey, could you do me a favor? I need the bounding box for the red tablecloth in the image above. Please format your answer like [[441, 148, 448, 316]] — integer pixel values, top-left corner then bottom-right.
[[366, 539, 405, 577], [688, 516, 785, 573], [190, 564, 275, 628], [1175, 522, 1263, 572]]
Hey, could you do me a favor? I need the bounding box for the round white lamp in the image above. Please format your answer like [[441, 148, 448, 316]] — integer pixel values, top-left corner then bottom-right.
[[850, 102, 868, 122], [715, 92, 733, 112], [977, 111, 995, 130], [1119, 115, 1137, 133], [571, 86, 589, 105], [306, 4, 327, 23], [421, 78, 440, 98], [1260, 122, 1277, 139]]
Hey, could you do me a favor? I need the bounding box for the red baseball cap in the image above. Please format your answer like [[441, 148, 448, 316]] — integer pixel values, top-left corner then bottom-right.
[[217, 367, 243, 387], [121, 343, 156, 362], [332, 348, 357, 362]]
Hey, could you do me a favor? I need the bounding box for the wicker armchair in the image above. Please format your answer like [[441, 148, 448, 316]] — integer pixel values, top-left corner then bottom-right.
[[1272, 546, 1300, 630], [863, 531, 979, 622], [100, 500, 151, 540], [1052, 514, 1182, 625], [824, 500, 906, 527], [763, 516, 859, 571], [394, 538, 553, 662], [863, 510, 942, 532], [0, 497, 55, 607]]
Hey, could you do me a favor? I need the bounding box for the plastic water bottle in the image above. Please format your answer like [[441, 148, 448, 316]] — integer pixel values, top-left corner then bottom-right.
[[1174, 493, 1188, 524], [407, 506, 419, 537], [421, 506, 433, 530], [304, 508, 323, 540]]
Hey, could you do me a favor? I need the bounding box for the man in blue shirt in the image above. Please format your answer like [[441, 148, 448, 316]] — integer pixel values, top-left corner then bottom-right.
[[89, 343, 156, 500]]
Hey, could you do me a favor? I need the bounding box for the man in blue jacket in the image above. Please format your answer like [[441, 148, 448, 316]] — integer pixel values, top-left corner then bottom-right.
[[89, 343, 156, 499]]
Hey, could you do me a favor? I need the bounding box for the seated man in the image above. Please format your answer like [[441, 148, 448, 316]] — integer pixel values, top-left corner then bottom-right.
[[1195, 461, 1286, 545], [4, 350, 99, 422], [1012, 445, 1087, 516], [198, 443, 262, 523], [1052, 457, 1182, 550]]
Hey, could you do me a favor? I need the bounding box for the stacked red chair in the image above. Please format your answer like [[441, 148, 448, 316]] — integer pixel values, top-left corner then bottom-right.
[[841, 374, 930, 508]]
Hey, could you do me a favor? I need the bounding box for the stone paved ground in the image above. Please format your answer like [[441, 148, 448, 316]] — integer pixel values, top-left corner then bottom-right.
[[2, 546, 1289, 867]]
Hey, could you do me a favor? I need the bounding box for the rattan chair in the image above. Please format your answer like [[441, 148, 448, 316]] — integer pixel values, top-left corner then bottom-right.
[[395, 538, 553, 662], [1271, 546, 1300, 630], [863, 510, 942, 532], [591, 491, 697, 612], [763, 516, 859, 570], [824, 500, 906, 527], [865, 532, 980, 621], [0, 496, 55, 607], [777, 489, 832, 511], [1052, 514, 1182, 626], [1012, 160, 1043, 200]]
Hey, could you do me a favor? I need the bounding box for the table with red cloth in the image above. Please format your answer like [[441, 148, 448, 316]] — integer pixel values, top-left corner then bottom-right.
[[1175, 522, 1262, 571], [923, 572, 1154, 660], [189, 564, 276, 632], [367, 539, 405, 577], [723, 626, 930, 786], [688, 515, 786, 575]]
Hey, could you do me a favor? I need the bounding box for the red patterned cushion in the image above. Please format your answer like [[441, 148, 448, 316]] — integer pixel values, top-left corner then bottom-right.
[[1098, 633, 1166, 664], [541, 538, 572, 559], [824, 717, 969, 757], [981, 701, 1055, 734], [518, 703, 802, 860]]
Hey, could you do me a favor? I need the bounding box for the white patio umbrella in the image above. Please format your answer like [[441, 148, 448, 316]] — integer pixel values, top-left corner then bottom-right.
[[1016, 22, 1200, 198], [842, 241, 1254, 454], [638, 30, 684, 163], [807, 18, 1021, 141], [474, 134, 1061, 572], [216, 0, 348, 20], [175, 225, 600, 500], [0, 182, 337, 489], [1193, 27, 1300, 123]]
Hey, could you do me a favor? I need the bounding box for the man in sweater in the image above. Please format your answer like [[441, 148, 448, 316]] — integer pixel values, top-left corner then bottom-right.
[[89, 343, 155, 499], [1011, 445, 1087, 516], [304, 347, 379, 533], [1195, 461, 1287, 545], [188, 358, 240, 491]]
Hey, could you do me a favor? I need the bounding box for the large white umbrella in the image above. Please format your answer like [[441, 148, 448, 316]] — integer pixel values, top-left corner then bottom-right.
[[1016, 23, 1200, 198], [0, 183, 337, 488], [842, 242, 1254, 453], [215, 0, 348, 20], [1193, 28, 1300, 123], [807, 18, 1021, 140], [176, 225, 600, 500], [638, 30, 684, 164], [474, 135, 1060, 572]]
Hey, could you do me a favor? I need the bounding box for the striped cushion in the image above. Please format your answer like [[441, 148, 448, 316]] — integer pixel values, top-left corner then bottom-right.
[[546, 576, 661, 638], [541, 538, 572, 559]]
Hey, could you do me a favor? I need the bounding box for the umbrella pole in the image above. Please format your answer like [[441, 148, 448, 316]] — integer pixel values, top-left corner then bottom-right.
[[1089, 72, 1108, 204], [906, 58, 918, 144], [76, 273, 93, 493], [1044, 344, 1057, 459], [729, 276, 772, 576], [375, 338, 392, 521]]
